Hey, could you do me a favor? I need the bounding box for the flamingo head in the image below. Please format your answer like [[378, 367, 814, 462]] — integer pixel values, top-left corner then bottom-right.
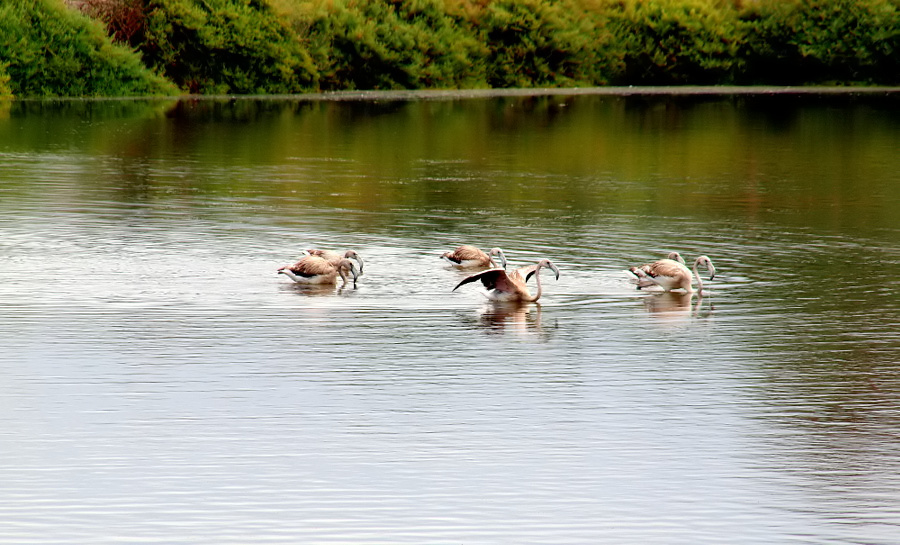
[[344, 250, 364, 275], [489, 248, 507, 269], [538, 259, 560, 280], [696, 255, 715, 280]]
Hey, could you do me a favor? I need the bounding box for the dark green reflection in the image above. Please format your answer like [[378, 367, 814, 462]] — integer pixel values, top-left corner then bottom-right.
[[1, 94, 898, 238]]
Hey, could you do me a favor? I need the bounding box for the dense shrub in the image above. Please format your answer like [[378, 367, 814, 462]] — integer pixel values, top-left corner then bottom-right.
[[0, 64, 12, 98], [8, 0, 900, 96], [298, 0, 488, 90], [599, 0, 743, 85], [473, 0, 617, 87], [740, 0, 900, 84], [0, 0, 176, 97], [135, 0, 318, 93]]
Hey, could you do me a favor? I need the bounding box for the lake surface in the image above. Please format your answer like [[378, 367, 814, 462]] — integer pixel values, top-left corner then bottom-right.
[[1, 90, 898, 544]]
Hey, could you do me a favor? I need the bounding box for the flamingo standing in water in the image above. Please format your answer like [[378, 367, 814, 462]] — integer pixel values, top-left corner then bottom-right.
[[453, 259, 560, 302], [441, 245, 507, 269], [278, 255, 360, 286], [627, 255, 715, 294], [305, 249, 365, 275], [628, 252, 685, 289]]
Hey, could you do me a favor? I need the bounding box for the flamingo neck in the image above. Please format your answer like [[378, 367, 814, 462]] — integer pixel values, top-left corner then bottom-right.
[[691, 261, 703, 294], [526, 266, 543, 302], [279, 270, 302, 283]]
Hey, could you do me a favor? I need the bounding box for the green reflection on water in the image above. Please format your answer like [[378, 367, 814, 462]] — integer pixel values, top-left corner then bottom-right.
[[2, 94, 897, 241]]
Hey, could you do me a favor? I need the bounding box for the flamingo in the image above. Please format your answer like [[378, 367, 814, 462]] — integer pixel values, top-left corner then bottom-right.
[[441, 245, 507, 269], [628, 252, 685, 289], [305, 249, 364, 274], [453, 259, 560, 302], [627, 255, 715, 294], [278, 255, 360, 285]]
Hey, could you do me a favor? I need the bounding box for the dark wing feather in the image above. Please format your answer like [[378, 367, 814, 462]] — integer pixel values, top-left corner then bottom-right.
[[453, 268, 508, 291]]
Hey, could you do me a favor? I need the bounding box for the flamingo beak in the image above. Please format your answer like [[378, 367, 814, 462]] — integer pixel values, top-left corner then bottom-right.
[[549, 262, 560, 280]]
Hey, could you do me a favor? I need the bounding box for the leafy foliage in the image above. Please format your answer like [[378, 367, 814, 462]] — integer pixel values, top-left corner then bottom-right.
[[599, 0, 743, 84], [0, 0, 176, 97], [473, 0, 616, 87], [0, 63, 12, 99], [740, 0, 900, 84], [136, 0, 318, 93], [9, 0, 900, 96], [298, 0, 487, 90]]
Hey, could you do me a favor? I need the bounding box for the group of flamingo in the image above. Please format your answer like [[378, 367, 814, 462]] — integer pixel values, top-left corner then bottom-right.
[[277, 245, 716, 302]]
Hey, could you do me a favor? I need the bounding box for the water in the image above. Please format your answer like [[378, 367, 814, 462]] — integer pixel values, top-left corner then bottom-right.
[[1, 91, 898, 544]]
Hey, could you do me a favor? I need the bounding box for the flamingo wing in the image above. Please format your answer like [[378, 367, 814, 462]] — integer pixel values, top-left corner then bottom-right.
[[445, 245, 488, 264], [516, 264, 540, 282], [285, 256, 334, 277], [643, 259, 689, 279], [453, 268, 515, 292]]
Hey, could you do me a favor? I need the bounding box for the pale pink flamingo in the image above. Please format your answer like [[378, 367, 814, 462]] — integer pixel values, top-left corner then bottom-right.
[[453, 259, 560, 302], [627, 255, 715, 294], [278, 255, 359, 285], [441, 245, 507, 269]]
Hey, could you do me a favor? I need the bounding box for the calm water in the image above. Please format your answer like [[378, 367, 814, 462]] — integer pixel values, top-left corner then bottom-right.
[[1, 91, 898, 544]]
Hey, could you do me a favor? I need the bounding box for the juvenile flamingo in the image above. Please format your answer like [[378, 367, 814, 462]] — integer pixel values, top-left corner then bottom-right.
[[629, 252, 685, 289], [305, 249, 364, 274], [441, 245, 507, 269], [627, 255, 715, 294], [278, 255, 360, 285], [453, 259, 560, 302]]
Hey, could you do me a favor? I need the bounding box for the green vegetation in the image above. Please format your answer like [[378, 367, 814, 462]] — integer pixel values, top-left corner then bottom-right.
[[298, 0, 486, 90], [476, 0, 615, 87], [740, 0, 900, 84], [0, 0, 176, 97], [136, 0, 318, 93], [0, 63, 13, 99], [0, 0, 897, 97], [601, 0, 744, 84]]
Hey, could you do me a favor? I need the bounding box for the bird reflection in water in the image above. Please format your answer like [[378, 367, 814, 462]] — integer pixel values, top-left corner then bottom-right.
[[462, 301, 557, 339], [641, 291, 712, 324], [280, 282, 356, 297]]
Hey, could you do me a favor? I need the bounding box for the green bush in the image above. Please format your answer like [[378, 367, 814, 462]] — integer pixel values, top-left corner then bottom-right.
[[5, 0, 898, 96], [137, 0, 319, 93], [600, 0, 743, 85], [299, 0, 488, 90], [0, 63, 12, 98], [0, 0, 176, 97], [740, 0, 900, 84], [474, 0, 616, 87]]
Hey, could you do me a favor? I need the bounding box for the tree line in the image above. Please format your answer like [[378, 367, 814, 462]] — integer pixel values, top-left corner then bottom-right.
[[1, 0, 897, 98]]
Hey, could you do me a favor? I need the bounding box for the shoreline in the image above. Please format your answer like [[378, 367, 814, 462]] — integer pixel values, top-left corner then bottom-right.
[[11, 85, 900, 103]]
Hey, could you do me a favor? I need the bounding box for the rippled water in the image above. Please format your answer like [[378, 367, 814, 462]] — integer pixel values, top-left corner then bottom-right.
[[1, 92, 899, 544]]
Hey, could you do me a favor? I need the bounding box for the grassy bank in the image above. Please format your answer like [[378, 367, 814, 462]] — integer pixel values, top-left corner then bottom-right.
[[2, 0, 898, 97]]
